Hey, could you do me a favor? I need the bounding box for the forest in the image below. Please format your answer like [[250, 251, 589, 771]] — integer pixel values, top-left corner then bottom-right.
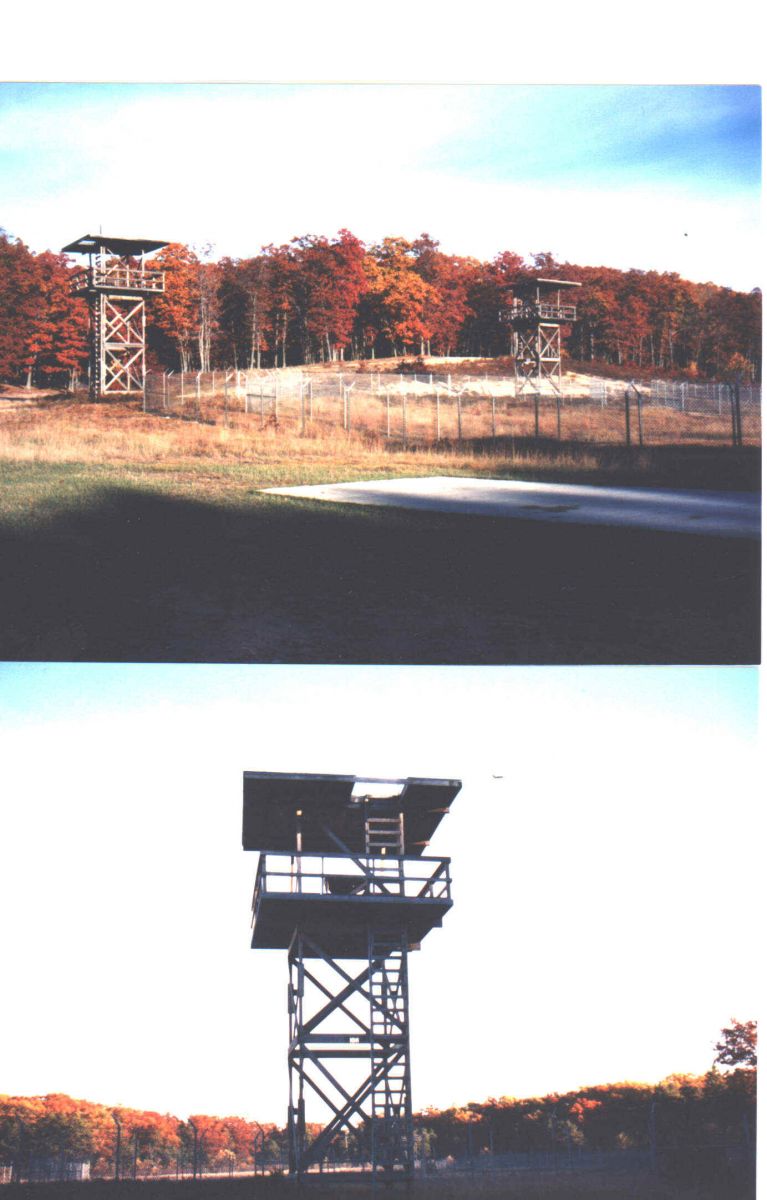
[[0, 227, 761, 388], [0, 1066, 756, 1177]]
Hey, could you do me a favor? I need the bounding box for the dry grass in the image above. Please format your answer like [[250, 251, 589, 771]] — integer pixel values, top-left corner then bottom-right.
[[1, 393, 758, 500], [0, 396, 604, 485]]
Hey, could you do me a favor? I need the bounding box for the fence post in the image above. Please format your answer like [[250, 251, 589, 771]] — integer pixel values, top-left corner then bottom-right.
[[555, 391, 561, 440], [727, 383, 737, 447], [491, 394, 496, 438], [624, 387, 632, 447], [436, 392, 441, 440], [301, 381, 306, 435], [402, 392, 407, 448], [223, 372, 229, 428], [734, 380, 743, 446], [627, 381, 644, 447], [457, 393, 462, 443], [534, 392, 540, 439], [112, 1112, 122, 1182]]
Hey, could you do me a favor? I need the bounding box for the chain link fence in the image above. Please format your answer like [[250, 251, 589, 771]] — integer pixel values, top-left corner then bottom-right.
[[143, 369, 760, 449]]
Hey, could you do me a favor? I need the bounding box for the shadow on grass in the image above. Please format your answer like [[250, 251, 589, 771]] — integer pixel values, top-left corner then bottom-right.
[[0, 483, 760, 663], [2, 1165, 756, 1200]]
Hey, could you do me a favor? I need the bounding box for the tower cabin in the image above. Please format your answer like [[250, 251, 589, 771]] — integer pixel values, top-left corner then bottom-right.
[[509, 277, 581, 394], [510, 277, 581, 326], [243, 771, 461, 1181], [61, 233, 168, 400]]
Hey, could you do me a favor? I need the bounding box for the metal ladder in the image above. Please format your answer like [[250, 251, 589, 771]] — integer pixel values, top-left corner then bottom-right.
[[368, 932, 412, 1177]]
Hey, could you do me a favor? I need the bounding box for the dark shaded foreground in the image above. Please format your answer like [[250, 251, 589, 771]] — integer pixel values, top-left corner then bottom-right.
[[1, 1163, 756, 1200], [1, 485, 759, 663]]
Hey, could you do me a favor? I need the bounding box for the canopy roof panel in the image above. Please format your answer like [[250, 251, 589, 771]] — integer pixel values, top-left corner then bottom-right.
[[61, 234, 169, 257], [243, 771, 461, 855], [514, 276, 582, 291]]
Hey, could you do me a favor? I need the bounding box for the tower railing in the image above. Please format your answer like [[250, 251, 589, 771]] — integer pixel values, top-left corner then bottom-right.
[[70, 266, 165, 294], [511, 299, 578, 322], [252, 852, 451, 916]]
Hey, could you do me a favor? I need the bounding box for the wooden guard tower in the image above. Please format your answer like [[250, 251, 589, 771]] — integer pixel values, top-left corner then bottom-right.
[[510, 277, 581, 394], [243, 771, 461, 1183], [62, 234, 168, 400]]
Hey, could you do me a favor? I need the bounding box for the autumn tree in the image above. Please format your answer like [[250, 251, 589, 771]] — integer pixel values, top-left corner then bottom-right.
[[361, 237, 440, 357], [28, 252, 89, 387], [410, 234, 479, 356], [262, 243, 295, 368], [147, 243, 202, 372], [714, 1019, 757, 1070], [217, 255, 274, 369], [0, 232, 88, 386]]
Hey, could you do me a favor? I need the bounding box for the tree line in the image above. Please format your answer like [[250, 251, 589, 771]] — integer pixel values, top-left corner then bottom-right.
[[0, 1071, 754, 1176], [0, 1021, 755, 1176], [0, 1095, 284, 1177], [0, 227, 761, 387]]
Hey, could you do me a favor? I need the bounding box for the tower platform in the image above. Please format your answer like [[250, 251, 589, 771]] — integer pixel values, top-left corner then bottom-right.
[[251, 850, 451, 956]]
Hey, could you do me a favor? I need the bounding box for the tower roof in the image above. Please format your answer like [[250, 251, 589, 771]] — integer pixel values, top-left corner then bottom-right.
[[61, 234, 169, 257], [514, 276, 582, 291], [243, 771, 460, 855]]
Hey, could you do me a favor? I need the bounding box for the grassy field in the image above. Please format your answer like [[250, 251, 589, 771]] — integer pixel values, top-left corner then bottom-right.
[[0, 393, 760, 663]]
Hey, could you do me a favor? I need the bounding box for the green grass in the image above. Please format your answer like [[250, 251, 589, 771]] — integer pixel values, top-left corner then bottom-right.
[[0, 460, 759, 663]]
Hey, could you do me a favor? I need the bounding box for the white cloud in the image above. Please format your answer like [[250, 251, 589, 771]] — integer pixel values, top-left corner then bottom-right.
[[1, 85, 758, 290]]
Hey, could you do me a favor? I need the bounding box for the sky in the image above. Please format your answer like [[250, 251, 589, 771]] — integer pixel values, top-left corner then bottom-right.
[[0, 664, 759, 1124], [0, 80, 760, 291]]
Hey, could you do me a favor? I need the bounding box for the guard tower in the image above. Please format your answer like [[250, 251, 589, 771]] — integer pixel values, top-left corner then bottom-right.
[[509, 277, 581, 394], [62, 234, 168, 400], [243, 771, 460, 1183]]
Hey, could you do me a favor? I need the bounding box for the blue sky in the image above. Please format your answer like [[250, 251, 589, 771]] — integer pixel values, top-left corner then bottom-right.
[[0, 664, 759, 1119], [0, 82, 760, 289]]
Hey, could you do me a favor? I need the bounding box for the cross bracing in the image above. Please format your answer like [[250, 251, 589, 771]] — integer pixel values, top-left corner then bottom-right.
[[287, 928, 413, 1179]]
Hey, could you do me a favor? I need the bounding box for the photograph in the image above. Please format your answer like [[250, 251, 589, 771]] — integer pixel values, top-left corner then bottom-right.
[[0, 80, 760, 663], [0, 664, 759, 1197]]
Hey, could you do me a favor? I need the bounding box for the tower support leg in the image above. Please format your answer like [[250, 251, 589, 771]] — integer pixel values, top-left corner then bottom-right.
[[286, 928, 414, 1181]]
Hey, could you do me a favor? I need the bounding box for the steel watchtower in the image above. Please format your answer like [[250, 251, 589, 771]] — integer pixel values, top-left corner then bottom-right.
[[62, 234, 168, 400], [510, 277, 581, 394], [243, 771, 460, 1183]]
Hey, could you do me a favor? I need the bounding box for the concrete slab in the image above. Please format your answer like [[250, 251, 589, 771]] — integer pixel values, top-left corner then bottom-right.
[[264, 476, 760, 540]]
